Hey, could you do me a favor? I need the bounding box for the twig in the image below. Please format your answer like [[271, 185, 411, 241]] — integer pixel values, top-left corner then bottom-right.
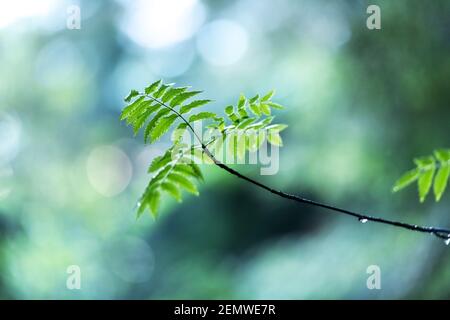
[[148, 95, 450, 242]]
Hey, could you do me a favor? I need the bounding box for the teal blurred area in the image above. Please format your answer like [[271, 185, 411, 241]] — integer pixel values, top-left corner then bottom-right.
[[0, 0, 449, 299]]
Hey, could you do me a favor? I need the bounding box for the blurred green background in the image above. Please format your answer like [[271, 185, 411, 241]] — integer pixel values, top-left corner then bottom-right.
[[0, 0, 449, 299]]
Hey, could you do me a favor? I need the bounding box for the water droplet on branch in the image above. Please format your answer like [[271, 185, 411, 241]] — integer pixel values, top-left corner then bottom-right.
[[445, 238, 450, 246], [136, 201, 142, 209], [359, 218, 368, 224]]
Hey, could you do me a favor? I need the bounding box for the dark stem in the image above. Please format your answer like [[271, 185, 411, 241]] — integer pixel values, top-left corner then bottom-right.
[[148, 94, 450, 242]]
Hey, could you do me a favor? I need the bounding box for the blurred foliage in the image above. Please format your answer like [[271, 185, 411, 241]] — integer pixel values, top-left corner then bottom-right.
[[0, 0, 449, 299]]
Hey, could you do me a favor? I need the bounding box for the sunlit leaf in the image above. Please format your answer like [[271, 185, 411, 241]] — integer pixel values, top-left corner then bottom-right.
[[180, 99, 211, 114], [124, 89, 139, 102], [259, 103, 271, 115], [168, 173, 199, 195], [237, 94, 246, 109], [144, 108, 170, 143], [189, 112, 216, 122], [434, 165, 449, 201], [267, 102, 284, 109], [417, 158, 436, 202], [162, 86, 188, 103], [148, 151, 172, 173], [149, 191, 161, 218], [170, 91, 202, 107], [249, 94, 259, 104], [171, 123, 188, 142], [225, 105, 234, 116], [151, 114, 178, 142], [238, 108, 249, 118], [236, 117, 256, 129], [189, 163, 204, 181], [261, 90, 275, 101], [121, 80, 289, 219], [392, 168, 420, 192], [154, 84, 171, 98], [249, 103, 261, 116], [161, 182, 182, 202], [145, 80, 162, 95], [121, 96, 145, 121], [267, 131, 283, 146], [265, 124, 288, 132]]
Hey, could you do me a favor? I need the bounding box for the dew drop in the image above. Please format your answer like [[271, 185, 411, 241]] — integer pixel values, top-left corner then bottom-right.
[[445, 238, 450, 246], [359, 218, 368, 224]]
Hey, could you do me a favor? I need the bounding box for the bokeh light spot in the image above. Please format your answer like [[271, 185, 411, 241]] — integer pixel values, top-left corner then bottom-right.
[[0, 0, 57, 29], [120, 0, 206, 49], [196, 19, 249, 66], [86, 145, 132, 197]]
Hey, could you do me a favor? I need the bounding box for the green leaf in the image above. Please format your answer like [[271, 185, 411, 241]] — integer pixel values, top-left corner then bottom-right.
[[261, 90, 275, 101], [414, 156, 435, 168], [417, 159, 436, 203], [261, 116, 274, 126], [162, 86, 188, 103], [435, 149, 450, 162], [161, 182, 182, 202], [171, 123, 188, 142], [124, 89, 139, 102], [249, 94, 259, 104], [151, 114, 178, 142], [189, 163, 204, 181], [154, 84, 171, 99], [237, 94, 246, 109], [392, 168, 420, 192], [267, 102, 284, 110], [224, 106, 240, 123], [123, 82, 291, 220], [225, 105, 234, 116], [136, 200, 148, 219], [259, 102, 271, 115], [127, 100, 154, 122], [145, 80, 162, 95], [144, 108, 170, 143], [265, 124, 288, 132], [149, 191, 161, 218], [151, 165, 172, 184], [131, 102, 160, 135], [173, 164, 200, 180], [148, 152, 172, 173], [249, 103, 261, 116], [267, 131, 283, 146], [179, 99, 211, 114], [190, 148, 214, 164], [238, 108, 249, 118], [168, 173, 199, 195], [121, 96, 145, 121], [434, 165, 449, 201], [236, 117, 256, 129], [245, 129, 266, 151], [189, 112, 216, 122], [170, 91, 202, 107]]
